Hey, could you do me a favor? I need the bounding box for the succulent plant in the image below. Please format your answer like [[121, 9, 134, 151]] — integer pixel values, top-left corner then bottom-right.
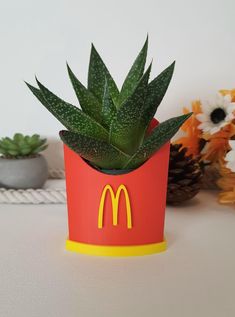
[[26, 37, 191, 170], [0, 133, 48, 158]]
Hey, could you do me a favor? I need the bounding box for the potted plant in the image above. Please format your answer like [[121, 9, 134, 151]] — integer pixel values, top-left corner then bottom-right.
[[26, 38, 191, 256], [0, 134, 48, 189]]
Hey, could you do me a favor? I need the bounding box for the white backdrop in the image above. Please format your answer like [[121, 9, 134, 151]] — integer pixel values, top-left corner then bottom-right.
[[0, 0, 235, 168]]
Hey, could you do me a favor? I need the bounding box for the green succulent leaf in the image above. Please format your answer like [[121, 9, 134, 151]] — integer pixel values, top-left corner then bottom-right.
[[1, 138, 18, 151], [66, 63, 102, 123], [0, 146, 7, 155], [118, 36, 148, 106], [0, 133, 47, 157], [101, 80, 117, 128], [109, 64, 152, 155], [32, 144, 48, 153], [28, 134, 40, 145], [7, 150, 19, 156], [20, 147, 32, 155], [26, 81, 109, 142], [88, 44, 119, 106], [60, 130, 130, 169], [141, 61, 175, 131], [124, 113, 192, 169], [13, 133, 24, 143], [37, 139, 47, 147]]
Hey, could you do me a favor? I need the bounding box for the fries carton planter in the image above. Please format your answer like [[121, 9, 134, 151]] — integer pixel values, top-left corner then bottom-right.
[[64, 135, 170, 256], [27, 37, 191, 256]]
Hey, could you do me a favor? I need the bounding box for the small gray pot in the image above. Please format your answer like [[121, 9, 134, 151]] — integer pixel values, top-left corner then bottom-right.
[[0, 155, 48, 189]]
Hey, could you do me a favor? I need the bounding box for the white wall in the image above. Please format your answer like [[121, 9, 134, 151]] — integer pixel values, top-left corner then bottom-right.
[[0, 0, 235, 168]]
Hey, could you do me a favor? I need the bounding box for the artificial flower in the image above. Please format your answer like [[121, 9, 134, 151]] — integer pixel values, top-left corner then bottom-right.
[[217, 160, 235, 204], [218, 189, 235, 204], [196, 94, 235, 135], [220, 88, 235, 102], [175, 100, 202, 156], [201, 123, 235, 163], [224, 140, 235, 172]]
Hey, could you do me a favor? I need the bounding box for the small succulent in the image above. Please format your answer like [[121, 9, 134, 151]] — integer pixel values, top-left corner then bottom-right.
[[26, 37, 191, 170], [0, 133, 48, 158]]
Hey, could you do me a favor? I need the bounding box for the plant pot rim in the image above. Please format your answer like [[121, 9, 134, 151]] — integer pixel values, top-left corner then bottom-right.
[[81, 155, 148, 177], [68, 144, 169, 178], [0, 154, 42, 161], [99, 168, 134, 175]]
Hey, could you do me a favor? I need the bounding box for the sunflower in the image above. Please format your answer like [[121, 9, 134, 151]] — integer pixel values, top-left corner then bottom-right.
[[196, 94, 235, 135]]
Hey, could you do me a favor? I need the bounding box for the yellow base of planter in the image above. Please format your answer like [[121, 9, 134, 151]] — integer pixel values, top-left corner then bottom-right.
[[66, 239, 167, 257]]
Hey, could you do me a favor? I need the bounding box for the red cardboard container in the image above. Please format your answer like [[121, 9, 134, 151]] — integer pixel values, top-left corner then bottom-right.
[[64, 120, 170, 257]]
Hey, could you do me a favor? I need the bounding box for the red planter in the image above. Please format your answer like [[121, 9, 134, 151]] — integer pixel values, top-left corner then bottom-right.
[[64, 136, 170, 257]]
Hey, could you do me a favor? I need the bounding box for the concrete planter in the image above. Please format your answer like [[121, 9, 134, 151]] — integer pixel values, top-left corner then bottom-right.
[[0, 155, 48, 189]]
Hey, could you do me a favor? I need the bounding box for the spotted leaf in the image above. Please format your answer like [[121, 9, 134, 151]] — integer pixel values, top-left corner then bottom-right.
[[118, 36, 148, 106], [88, 44, 119, 106], [60, 130, 130, 169], [109, 64, 152, 155], [124, 113, 192, 169], [26, 81, 109, 141], [102, 80, 117, 128], [141, 61, 175, 132], [66, 63, 102, 123]]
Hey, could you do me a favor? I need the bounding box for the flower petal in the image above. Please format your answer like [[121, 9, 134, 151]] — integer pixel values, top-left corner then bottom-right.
[[196, 113, 208, 122], [225, 114, 234, 121], [229, 140, 235, 150], [198, 122, 211, 130], [225, 150, 235, 162], [227, 103, 235, 113], [226, 161, 235, 172], [224, 94, 232, 103]]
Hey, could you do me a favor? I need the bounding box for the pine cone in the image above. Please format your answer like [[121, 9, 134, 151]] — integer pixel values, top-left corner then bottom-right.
[[200, 163, 220, 190], [167, 144, 202, 205]]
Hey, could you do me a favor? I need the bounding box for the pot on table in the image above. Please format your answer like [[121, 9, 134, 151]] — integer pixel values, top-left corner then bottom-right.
[[0, 155, 48, 189], [64, 140, 170, 257]]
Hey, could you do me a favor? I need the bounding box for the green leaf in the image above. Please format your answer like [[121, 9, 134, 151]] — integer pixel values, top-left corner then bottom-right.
[[13, 133, 24, 143], [27, 134, 40, 145], [109, 64, 152, 155], [20, 147, 32, 155], [26, 81, 109, 142], [88, 44, 119, 106], [1, 138, 18, 151], [141, 61, 175, 131], [101, 80, 117, 128], [0, 146, 7, 155], [37, 139, 47, 147], [118, 36, 148, 106], [32, 144, 48, 153], [60, 130, 130, 169], [66, 63, 102, 123], [124, 113, 192, 169], [7, 150, 19, 156]]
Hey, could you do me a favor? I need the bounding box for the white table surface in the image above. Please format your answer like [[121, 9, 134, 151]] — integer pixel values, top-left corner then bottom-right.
[[0, 183, 235, 317]]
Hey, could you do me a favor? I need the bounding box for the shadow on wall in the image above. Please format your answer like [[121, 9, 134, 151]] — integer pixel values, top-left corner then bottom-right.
[[42, 137, 64, 172]]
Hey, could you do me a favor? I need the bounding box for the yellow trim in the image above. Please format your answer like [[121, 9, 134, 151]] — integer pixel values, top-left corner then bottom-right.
[[98, 184, 132, 229], [66, 239, 167, 257]]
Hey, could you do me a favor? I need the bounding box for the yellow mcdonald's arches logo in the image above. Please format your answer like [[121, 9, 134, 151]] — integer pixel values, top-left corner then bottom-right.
[[98, 184, 132, 229]]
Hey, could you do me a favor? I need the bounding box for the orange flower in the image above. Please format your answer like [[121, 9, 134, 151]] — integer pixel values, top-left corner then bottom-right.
[[217, 160, 235, 204], [218, 189, 235, 204], [201, 123, 235, 163], [220, 88, 235, 102], [175, 100, 202, 156]]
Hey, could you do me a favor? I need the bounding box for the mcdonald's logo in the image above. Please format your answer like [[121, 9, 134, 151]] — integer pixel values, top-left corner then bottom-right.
[[98, 184, 132, 229]]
